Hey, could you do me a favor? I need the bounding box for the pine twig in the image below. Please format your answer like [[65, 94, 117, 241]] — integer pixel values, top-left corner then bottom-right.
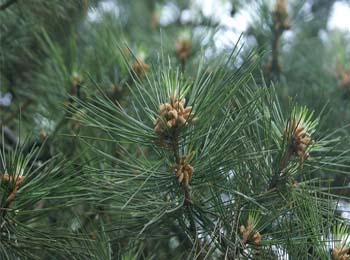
[[170, 128, 205, 259], [268, 147, 292, 190], [0, 173, 25, 229], [181, 59, 186, 74], [270, 29, 282, 77]]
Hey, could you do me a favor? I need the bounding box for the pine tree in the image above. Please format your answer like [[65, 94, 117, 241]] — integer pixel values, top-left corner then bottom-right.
[[1, 0, 350, 259]]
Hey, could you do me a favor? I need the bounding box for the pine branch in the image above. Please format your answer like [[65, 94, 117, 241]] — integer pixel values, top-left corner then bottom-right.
[[265, 0, 291, 81], [168, 118, 205, 258], [269, 147, 292, 190], [270, 28, 282, 76]]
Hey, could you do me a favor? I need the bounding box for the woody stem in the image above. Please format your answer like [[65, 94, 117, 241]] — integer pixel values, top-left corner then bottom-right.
[[271, 29, 281, 75], [181, 59, 186, 74], [269, 146, 293, 190], [171, 129, 204, 258], [0, 185, 19, 230], [171, 129, 180, 164]]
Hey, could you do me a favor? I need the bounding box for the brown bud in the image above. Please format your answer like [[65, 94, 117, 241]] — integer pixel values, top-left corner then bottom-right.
[[167, 118, 176, 128], [165, 103, 172, 111], [240, 225, 246, 234], [154, 121, 163, 133], [252, 232, 262, 245], [168, 109, 178, 120], [178, 172, 184, 183], [184, 172, 190, 186], [39, 130, 47, 140], [159, 103, 166, 111], [178, 115, 187, 125]]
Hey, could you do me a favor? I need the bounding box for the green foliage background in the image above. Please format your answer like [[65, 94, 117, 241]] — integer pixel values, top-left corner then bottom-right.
[[0, 0, 349, 259]]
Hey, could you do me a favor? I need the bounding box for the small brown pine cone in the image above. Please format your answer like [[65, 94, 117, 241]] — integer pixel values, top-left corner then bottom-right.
[[252, 232, 262, 245]]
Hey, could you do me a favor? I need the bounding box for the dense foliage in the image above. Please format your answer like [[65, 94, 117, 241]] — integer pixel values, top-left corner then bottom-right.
[[1, 0, 349, 259]]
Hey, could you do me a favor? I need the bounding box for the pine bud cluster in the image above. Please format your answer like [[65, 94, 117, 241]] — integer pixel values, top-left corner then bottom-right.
[[1, 173, 25, 186], [174, 155, 194, 186], [332, 246, 350, 260], [154, 95, 193, 135], [240, 219, 262, 245], [286, 117, 314, 164], [1, 173, 25, 206]]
